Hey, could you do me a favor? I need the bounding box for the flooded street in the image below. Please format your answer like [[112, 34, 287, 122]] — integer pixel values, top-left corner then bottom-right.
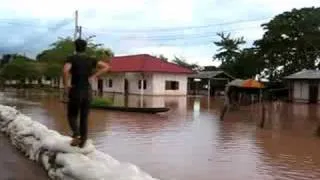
[[1, 89, 320, 180]]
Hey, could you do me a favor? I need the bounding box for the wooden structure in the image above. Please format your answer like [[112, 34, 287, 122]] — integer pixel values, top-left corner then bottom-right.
[[220, 79, 266, 123], [188, 70, 235, 96], [284, 69, 320, 104]]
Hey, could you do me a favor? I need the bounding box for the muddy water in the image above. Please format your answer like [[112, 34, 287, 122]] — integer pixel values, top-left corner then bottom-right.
[[1, 89, 320, 180]]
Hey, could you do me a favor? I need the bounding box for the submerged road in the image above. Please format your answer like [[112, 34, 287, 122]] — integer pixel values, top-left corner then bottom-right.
[[0, 133, 48, 180]]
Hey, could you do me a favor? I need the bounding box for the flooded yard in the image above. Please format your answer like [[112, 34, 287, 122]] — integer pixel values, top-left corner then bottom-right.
[[1, 89, 320, 180]]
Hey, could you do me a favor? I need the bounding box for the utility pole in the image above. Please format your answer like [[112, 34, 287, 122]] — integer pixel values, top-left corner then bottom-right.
[[79, 26, 82, 39], [74, 10, 78, 40]]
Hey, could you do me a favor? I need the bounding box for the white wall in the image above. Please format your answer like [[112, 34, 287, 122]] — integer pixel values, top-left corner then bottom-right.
[[125, 73, 153, 95], [99, 73, 153, 95], [58, 72, 188, 96], [152, 73, 188, 95], [302, 81, 309, 100], [41, 76, 51, 86], [293, 80, 309, 103], [59, 77, 64, 88], [293, 81, 301, 100], [100, 73, 125, 93], [5, 80, 17, 85]]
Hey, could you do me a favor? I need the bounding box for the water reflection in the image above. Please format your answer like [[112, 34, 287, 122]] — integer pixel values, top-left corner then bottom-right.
[[97, 93, 188, 110], [1, 89, 320, 180]]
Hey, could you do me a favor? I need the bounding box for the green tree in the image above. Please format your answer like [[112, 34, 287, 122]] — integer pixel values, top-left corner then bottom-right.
[[0, 56, 41, 86], [213, 32, 245, 67], [37, 36, 114, 64], [228, 48, 264, 79], [213, 32, 264, 79], [156, 54, 168, 62], [254, 7, 320, 81], [43, 63, 61, 79], [171, 56, 199, 71], [36, 37, 74, 64], [36, 36, 114, 85], [87, 47, 114, 62]]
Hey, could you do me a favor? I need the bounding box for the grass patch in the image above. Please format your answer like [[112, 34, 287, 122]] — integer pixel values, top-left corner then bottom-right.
[[91, 97, 113, 107]]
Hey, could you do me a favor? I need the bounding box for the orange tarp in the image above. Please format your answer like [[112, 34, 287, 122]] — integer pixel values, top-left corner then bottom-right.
[[242, 79, 265, 88]]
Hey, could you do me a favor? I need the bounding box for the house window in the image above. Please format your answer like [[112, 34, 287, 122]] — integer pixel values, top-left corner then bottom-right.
[[138, 80, 147, 89], [165, 81, 179, 90], [105, 79, 113, 88], [108, 79, 113, 88]]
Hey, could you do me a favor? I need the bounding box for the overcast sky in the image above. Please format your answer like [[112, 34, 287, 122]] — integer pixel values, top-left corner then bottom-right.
[[0, 0, 319, 66]]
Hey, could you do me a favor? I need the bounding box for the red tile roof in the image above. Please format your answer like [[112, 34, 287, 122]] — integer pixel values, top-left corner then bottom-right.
[[109, 54, 194, 74]]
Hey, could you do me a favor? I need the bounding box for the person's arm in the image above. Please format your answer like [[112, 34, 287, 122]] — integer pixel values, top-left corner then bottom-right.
[[63, 62, 72, 92], [89, 60, 110, 80]]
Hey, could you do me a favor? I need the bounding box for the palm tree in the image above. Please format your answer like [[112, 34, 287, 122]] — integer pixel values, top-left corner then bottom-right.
[[213, 32, 246, 65]]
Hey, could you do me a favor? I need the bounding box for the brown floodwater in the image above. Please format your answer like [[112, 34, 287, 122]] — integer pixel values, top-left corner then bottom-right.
[[1, 89, 320, 180]]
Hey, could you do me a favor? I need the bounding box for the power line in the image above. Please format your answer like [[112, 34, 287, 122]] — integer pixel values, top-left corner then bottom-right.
[[85, 26, 262, 41], [0, 15, 273, 54], [85, 25, 261, 38], [82, 16, 271, 33], [0, 16, 270, 33]]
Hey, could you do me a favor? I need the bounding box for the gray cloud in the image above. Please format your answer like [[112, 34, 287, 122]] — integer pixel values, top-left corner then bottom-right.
[[0, 18, 73, 57]]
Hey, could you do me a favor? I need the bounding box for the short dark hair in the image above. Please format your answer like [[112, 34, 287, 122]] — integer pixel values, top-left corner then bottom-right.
[[74, 38, 87, 52]]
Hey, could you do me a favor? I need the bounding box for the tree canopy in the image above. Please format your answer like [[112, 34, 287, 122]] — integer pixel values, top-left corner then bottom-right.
[[0, 36, 114, 85], [171, 56, 200, 71], [156, 54, 169, 62], [213, 7, 320, 81], [36, 36, 113, 64], [0, 55, 40, 82], [213, 33, 264, 79], [35, 36, 114, 80], [255, 7, 320, 81], [213, 32, 245, 67]]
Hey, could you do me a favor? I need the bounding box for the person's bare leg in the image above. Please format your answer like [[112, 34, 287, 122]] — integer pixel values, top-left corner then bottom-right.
[[220, 105, 229, 121]]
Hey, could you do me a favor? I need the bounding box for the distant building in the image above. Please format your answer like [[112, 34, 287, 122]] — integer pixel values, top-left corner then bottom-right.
[[71, 54, 194, 96], [187, 70, 235, 96], [284, 69, 320, 103]]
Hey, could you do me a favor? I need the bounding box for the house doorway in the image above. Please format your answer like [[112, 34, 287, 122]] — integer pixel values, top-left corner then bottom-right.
[[124, 79, 129, 95], [97, 79, 103, 96], [309, 82, 318, 104]]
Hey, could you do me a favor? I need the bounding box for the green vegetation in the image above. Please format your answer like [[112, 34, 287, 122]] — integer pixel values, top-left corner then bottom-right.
[[91, 97, 114, 107], [0, 36, 114, 87], [213, 7, 320, 81], [155, 55, 200, 71], [254, 7, 320, 81]]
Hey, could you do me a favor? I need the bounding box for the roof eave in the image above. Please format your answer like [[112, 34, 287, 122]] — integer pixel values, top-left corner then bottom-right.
[[284, 77, 320, 80]]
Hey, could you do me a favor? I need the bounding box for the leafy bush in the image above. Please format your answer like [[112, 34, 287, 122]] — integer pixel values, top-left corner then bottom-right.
[[91, 97, 113, 106]]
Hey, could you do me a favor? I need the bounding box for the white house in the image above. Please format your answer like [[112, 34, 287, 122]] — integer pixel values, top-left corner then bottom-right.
[[5, 76, 56, 86], [83, 54, 194, 96], [284, 69, 320, 104]]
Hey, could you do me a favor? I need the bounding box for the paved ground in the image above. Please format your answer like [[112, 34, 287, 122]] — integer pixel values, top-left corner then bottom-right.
[[0, 133, 48, 180]]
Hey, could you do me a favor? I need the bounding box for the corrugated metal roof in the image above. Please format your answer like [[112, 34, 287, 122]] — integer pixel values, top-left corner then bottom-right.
[[284, 69, 320, 79], [188, 70, 235, 79]]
